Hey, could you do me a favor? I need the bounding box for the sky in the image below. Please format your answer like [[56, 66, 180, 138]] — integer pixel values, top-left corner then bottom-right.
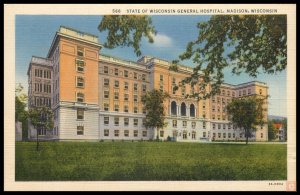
[[15, 15, 287, 117]]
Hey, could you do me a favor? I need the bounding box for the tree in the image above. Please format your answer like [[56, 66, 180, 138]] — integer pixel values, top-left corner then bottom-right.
[[268, 119, 279, 141], [15, 83, 28, 122], [226, 96, 266, 144], [98, 15, 286, 99], [28, 106, 54, 151], [282, 118, 287, 141], [141, 89, 169, 140], [98, 16, 156, 56]]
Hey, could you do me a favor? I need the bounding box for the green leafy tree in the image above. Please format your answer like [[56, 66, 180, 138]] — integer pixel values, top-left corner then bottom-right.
[[98, 15, 286, 99], [226, 96, 266, 144], [15, 83, 28, 122], [98, 15, 156, 56], [268, 120, 279, 141], [141, 89, 169, 140], [28, 106, 54, 151]]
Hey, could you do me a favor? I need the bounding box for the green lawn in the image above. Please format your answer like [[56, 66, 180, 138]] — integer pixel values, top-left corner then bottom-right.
[[15, 141, 286, 181]]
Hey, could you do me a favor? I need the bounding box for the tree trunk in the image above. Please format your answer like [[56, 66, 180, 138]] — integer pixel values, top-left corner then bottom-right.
[[246, 135, 248, 144]]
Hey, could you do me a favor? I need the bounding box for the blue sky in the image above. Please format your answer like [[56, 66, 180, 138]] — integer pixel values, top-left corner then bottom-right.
[[15, 15, 287, 117]]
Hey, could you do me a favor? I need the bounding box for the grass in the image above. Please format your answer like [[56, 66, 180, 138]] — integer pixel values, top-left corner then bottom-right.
[[15, 141, 287, 181]]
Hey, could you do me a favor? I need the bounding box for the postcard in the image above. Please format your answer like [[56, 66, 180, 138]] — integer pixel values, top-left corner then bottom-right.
[[4, 4, 296, 191]]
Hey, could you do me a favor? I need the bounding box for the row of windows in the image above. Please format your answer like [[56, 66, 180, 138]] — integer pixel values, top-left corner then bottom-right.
[[104, 117, 146, 126], [103, 66, 147, 81], [170, 101, 196, 117], [34, 69, 51, 79], [212, 97, 231, 104], [34, 83, 51, 93], [34, 97, 51, 107], [102, 103, 146, 114], [103, 129, 148, 137], [212, 123, 234, 130], [172, 120, 206, 129], [103, 91, 143, 102], [103, 79, 147, 92], [211, 114, 227, 121]]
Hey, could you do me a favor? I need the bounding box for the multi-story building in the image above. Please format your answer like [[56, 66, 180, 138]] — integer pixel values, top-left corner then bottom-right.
[[27, 26, 269, 141]]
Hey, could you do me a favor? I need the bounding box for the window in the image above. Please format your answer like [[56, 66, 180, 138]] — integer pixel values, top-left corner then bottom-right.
[[160, 75, 164, 82], [104, 129, 109, 136], [142, 84, 146, 92], [183, 131, 187, 139], [77, 92, 84, 102], [134, 72, 138, 79], [222, 90, 225, 96], [218, 133, 221, 138], [104, 66, 108, 74], [248, 89, 251, 95], [114, 80, 119, 88], [142, 118, 146, 126], [232, 92, 235, 97], [114, 117, 119, 126], [181, 103, 186, 116], [259, 89, 262, 95], [77, 108, 84, 120], [212, 123, 216, 130], [239, 91, 241, 96], [228, 133, 231, 138], [223, 124, 226, 130], [218, 124, 221, 129], [114, 103, 119, 112], [104, 117, 109, 125], [190, 104, 195, 117], [38, 127, 46, 136], [243, 90, 246, 95], [142, 107, 146, 114], [212, 97, 216, 103], [76, 77, 84, 88], [134, 130, 138, 137], [228, 124, 231, 129], [172, 77, 176, 84], [104, 91, 109, 99], [171, 101, 177, 116], [143, 131, 147, 137], [124, 70, 128, 77], [172, 85, 176, 95], [223, 133, 226, 138], [233, 133, 235, 138], [192, 122, 196, 129], [124, 82, 129, 90], [124, 105, 128, 112], [182, 121, 187, 128], [212, 106, 215, 112], [124, 130, 129, 137], [104, 103, 109, 111], [227, 91, 230, 96], [142, 74, 146, 81], [104, 78, 109, 86], [134, 83, 138, 91], [213, 133, 216, 138], [114, 130, 119, 137], [77, 126, 84, 135], [192, 131, 196, 139], [261, 133, 263, 138], [222, 115, 226, 120], [134, 106, 138, 113], [172, 120, 177, 128], [77, 46, 84, 57], [124, 118, 129, 126], [203, 122, 206, 129], [160, 85, 164, 92], [134, 95, 138, 102], [114, 92, 119, 100], [217, 115, 221, 120], [160, 131, 164, 137], [203, 132, 206, 138], [115, 68, 119, 76], [134, 119, 138, 126], [181, 85, 186, 96], [217, 97, 220, 104], [124, 94, 129, 101], [212, 114, 215, 120], [76, 59, 84, 72], [240, 133, 243, 138]]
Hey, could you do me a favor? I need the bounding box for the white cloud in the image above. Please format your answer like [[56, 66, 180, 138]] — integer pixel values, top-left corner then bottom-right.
[[152, 33, 173, 48]]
